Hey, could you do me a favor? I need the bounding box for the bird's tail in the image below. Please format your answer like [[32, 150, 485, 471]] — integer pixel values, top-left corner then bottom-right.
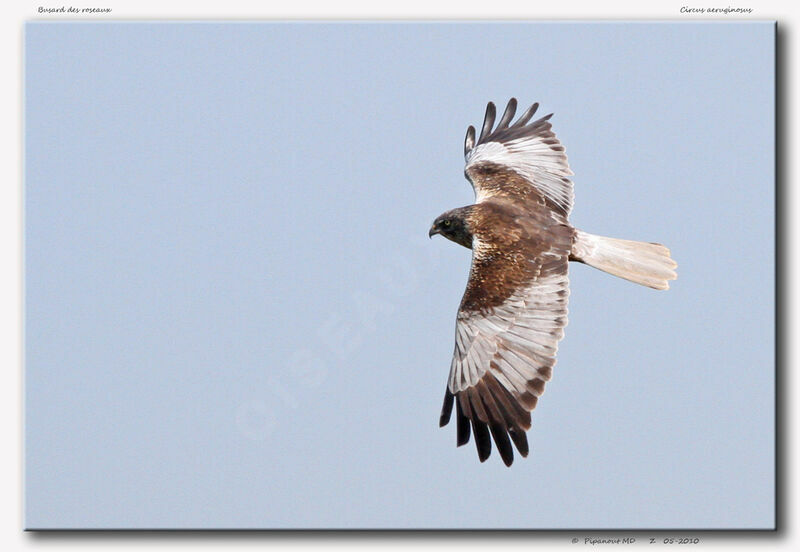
[[570, 229, 677, 290]]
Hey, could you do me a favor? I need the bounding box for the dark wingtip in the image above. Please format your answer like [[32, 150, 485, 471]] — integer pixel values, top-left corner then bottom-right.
[[456, 397, 471, 446], [464, 125, 476, 156], [500, 447, 514, 466], [489, 424, 515, 467], [472, 419, 492, 462], [439, 390, 454, 427], [511, 102, 540, 128], [509, 428, 529, 458], [478, 102, 497, 142], [497, 98, 518, 130]]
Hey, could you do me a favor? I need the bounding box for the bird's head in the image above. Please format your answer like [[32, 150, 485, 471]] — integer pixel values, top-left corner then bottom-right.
[[429, 208, 473, 249]]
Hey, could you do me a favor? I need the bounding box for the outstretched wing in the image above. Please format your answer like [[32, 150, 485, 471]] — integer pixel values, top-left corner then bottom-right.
[[464, 99, 574, 215], [439, 210, 573, 466]]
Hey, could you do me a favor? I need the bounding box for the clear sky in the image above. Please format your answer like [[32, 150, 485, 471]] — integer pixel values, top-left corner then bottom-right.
[[24, 22, 775, 529]]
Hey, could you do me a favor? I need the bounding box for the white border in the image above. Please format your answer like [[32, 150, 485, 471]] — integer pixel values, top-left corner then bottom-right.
[[3, 1, 796, 550]]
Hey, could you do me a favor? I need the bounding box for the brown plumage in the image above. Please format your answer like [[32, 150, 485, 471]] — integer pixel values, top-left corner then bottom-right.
[[458, 200, 572, 313], [430, 99, 677, 466]]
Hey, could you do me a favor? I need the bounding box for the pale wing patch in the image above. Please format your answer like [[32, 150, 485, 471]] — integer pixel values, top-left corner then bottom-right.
[[447, 271, 569, 395], [463, 99, 575, 214], [467, 140, 574, 211]]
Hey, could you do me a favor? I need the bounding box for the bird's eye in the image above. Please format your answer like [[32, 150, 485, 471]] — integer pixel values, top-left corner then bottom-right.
[[443, 220, 451, 227]]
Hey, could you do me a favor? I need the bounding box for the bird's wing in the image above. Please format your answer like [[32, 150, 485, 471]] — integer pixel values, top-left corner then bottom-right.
[[439, 217, 572, 466], [464, 99, 574, 215]]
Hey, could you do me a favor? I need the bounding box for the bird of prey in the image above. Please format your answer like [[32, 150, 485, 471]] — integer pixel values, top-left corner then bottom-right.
[[430, 99, 677, 466]]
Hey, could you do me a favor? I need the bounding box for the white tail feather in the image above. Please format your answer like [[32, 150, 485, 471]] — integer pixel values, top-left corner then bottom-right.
[[571, 230, 677, 290]]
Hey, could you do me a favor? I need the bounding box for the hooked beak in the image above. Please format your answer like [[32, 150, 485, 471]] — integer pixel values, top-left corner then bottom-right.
[[429, 225, 440, 239]]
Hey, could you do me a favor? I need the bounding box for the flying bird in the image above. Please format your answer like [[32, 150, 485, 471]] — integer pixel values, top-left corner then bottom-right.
[[430, 99, 677, 466]]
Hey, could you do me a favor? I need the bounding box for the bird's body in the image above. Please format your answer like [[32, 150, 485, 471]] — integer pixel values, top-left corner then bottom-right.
[[430, 99, 677, 466], [450, 199, 572, 313]]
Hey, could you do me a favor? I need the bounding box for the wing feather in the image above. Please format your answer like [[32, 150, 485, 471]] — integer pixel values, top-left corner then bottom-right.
[[464, 99, 574, 214], [511, 102, 539, 128], [496, 98, 517, 129], [455, 398, 471, 446], [441, 268, 570, 465], [439, 389, 454, 427], [478, 102, 497, 143], [464, 125, 476, 157]]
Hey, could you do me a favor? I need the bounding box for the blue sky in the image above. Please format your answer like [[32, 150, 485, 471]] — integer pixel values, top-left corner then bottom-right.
[[25, 22, 775, 529]]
